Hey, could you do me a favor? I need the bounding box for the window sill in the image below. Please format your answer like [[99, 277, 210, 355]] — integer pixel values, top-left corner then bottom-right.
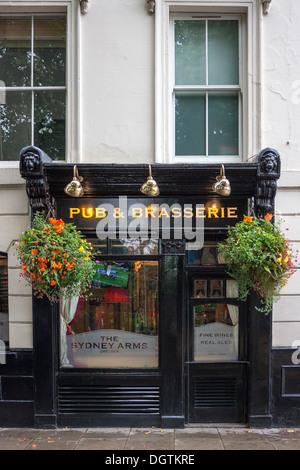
[[0, 163, 24, 186]]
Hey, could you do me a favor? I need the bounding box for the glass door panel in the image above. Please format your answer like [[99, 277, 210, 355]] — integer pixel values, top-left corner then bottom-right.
[[193, 303, 239, 362]]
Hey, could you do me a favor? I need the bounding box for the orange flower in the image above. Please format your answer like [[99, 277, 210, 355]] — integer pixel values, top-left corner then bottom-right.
[[56, 219, 64, 226], [22, 265, 27, 272], [54, 226, 63, 233], [51, 262, 62, 269], [66, 263, 71, 270], [50, 280, 56, 286], [243, 216, 253, 223], [40, 267, 45, 272], [63, 253, 67, 258], [31, 248, 37, 255], [264, 213, 273, 222], [49, 218, 57, 225]]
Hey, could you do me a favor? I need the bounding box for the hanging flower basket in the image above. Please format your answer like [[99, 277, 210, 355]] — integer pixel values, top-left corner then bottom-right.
[[218, 213, 297, 314], [15, 212, 95, 303]]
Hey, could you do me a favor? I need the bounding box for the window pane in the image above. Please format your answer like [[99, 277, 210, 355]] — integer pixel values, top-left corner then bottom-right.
[[111, 239, 158, 255], [87, 238, 108, 255], [34, 90, 66, 160], [188, 242, 218, 266], [0, 91, 31, 161], [175, 91, 206, 156], [208, 91, 239, 155], [208, 20, 239, 85], [194, 303, 238, 361], [175, 20, 206, 85], [33, 17, 66, 87], [0, 18, 31, 87], [60, 260, 159, 368]]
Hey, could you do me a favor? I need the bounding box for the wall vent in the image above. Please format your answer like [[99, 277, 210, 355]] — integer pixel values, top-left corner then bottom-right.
[[193, 376, 237, 408], [58, 385, 160, 414]]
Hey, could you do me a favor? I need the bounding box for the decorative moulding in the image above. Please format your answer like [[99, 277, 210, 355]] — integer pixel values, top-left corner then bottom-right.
[[262, 0, 272, 15], [146, 1, 272, 16], [80, 0, 90, 14], [146, 0, 156, 14]]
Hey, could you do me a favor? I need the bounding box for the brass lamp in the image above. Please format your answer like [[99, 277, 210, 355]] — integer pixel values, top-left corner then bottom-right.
[[213, 164, 231, 196], [64, 165, 84, 197], [140, 165, 160, 197]]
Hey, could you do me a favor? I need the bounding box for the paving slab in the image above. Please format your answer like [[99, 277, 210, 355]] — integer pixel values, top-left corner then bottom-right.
[[84, 427, 131, 438], [262, 428, 300, 450], [125, 428, 174, 450], [0, 428, 42, 450], [24, 428, 87, 450], [219, 428, 274, 450], [175, 428, 224, 450], [75, 437, 127, 450]]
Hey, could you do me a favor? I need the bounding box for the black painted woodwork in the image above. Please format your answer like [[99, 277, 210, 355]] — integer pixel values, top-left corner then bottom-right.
[[2, 145, 298, 428]]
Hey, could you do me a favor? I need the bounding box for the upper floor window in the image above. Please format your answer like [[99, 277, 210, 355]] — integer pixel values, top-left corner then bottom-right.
[[174, 18, 240, 160], [0, 15, 66, 161], [154, 0, 264, 165]]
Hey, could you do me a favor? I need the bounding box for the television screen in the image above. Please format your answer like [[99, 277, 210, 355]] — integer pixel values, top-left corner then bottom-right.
[[91, 261, 129, 288]]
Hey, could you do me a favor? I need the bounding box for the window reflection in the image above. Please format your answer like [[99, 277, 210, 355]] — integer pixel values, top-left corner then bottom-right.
[[188, 242, 223, 265], [60, 260, 159, 368], [111, 239, 158, 255]]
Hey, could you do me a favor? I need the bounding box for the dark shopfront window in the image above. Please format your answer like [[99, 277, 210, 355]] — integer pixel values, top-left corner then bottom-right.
[[60, 239, 159, 369]]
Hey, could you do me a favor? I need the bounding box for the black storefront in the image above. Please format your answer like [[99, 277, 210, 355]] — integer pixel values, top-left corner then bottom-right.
[[1, 145, 300, 429]]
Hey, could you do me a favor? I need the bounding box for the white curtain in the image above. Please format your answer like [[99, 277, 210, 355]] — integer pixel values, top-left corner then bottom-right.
[[226, 280, 239, 358], [60, 297, 79, 367], [217, 252, 226, 264]]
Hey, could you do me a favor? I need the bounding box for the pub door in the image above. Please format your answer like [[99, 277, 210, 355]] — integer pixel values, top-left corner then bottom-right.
[[185, 265, 248, 424]]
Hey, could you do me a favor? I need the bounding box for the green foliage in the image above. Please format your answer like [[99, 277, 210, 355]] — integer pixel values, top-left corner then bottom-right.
[[218, 214, 296, 314], [15, 212, 95, 303]]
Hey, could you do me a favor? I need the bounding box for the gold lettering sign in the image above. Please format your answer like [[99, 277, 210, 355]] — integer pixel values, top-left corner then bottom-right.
[[69, 205, 238, 219]]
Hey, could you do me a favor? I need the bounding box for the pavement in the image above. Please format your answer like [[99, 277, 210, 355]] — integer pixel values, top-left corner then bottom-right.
[[0, 426, 300, 452]]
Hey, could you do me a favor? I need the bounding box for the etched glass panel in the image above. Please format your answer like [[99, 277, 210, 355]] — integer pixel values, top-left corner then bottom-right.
[[194, 303, 239, 361], [60, 259, 159, 368]]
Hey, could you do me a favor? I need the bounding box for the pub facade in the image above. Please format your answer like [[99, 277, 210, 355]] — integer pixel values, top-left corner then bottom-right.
[[0, 0, 300, 428]]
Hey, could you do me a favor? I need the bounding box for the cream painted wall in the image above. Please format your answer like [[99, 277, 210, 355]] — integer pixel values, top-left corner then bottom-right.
[[261, 1, 300, 346], [0, 168, 31, 348], [80, 0, 155, 164]]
